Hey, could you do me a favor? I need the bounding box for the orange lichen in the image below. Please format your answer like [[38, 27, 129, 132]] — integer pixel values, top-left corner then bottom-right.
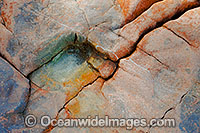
[[1, 1, 16, 32], [63, 82, 66, 87], [64, 107, 72, 118], [117, 0, 130, 19], [67, 99, 80, 115], [80, 70, 97, 84]]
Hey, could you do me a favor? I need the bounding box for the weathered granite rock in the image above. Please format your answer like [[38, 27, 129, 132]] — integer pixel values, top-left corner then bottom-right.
[[150, 83, 200, 132], [51, 26, 200, 132], [164, 7, 200, 48], [22, 34, 117, 132], [0, 0, 89, 75], [0, 0, 162, 75], [0, 57, 30, 132], [52, 78, 148, 132], [88, 0, 200, 61], [116, 0, 161, 25], [102, 27, 200, 131]]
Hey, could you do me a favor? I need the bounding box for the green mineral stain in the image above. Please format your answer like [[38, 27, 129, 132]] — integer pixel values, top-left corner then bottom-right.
[[30, 34, 97, 91], [34, 32, 77, 67]]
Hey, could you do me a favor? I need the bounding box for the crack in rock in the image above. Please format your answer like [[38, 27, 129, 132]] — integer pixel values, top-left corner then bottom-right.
[[163, 25, 196, 48]]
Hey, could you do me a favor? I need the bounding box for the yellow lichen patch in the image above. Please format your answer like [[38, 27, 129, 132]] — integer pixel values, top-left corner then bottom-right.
[[63, 62, 99, 102], [66, 99, 81, 116]]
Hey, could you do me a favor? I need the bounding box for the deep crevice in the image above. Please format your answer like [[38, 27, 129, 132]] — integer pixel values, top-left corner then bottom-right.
[[28, 33, 116, 85], [99, 5, 200, 86], [114, 4, 200, 66]]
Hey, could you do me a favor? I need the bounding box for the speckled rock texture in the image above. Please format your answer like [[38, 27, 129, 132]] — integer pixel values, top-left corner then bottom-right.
[[0, 0, 200, 132]]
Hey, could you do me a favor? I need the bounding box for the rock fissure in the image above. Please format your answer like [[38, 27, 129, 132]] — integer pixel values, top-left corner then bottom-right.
[[163, 25, 195, 48]]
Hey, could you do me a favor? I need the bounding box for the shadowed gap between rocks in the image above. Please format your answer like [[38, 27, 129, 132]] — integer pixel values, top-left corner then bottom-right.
[[114, 4, 200, 62]]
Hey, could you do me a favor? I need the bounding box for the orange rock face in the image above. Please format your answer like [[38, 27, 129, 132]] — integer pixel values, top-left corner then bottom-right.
[[0, 0, 200, 132]]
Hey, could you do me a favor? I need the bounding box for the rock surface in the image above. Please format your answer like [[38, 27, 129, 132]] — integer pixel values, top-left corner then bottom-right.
[[0, 0, 200, 132], [0, 57, 30, 132]]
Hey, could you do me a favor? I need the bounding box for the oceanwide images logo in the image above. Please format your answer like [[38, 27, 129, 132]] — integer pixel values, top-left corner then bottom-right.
[[24, 115, 176, 130]]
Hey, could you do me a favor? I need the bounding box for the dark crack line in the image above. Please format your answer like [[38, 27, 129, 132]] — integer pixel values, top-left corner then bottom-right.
[[160, 107, 174, 119], [99, 5, 200, 83], [109, 29, 127, 41], [138, 47, 170, 69], [179, 90, 189, 104], [42, 76, 100, 133], [114, 5, 200, 63], [149, 107, 174, 129], [60, 76, 100, 112], [0, 53, 27, 79], [41, 4, 200, 132], [149, 90, 190, 129], [1, 2, 199, 132], [0, 15, 6, 26], [40, 3, 200, 109], [0, 18, 27, 77], [117, 0, 164, 30], [103, 60, 119, 81], [87, 20, 109, 36], [87, 61, 100, 73], [27, 45, 70, 79], [0, 16, 15, 35], [163, 25, 196, 48]]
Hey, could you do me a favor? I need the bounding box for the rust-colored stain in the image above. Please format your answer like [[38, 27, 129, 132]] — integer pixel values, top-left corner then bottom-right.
[[42, 75, 57, 87], [65, 91, 74, 102], [80, 71, 97, 84], [65, 107, 72, 118], [117, 0, 130, 18], [1, 1, 16, 31], [67, 99, 80, 116], [63, 82, 66, 87]]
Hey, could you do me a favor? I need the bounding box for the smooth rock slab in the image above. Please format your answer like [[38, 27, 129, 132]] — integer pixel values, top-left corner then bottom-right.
[[150, 83, 200, 132], [0, 57, 30, 132], [164, 7, 200, 48]]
